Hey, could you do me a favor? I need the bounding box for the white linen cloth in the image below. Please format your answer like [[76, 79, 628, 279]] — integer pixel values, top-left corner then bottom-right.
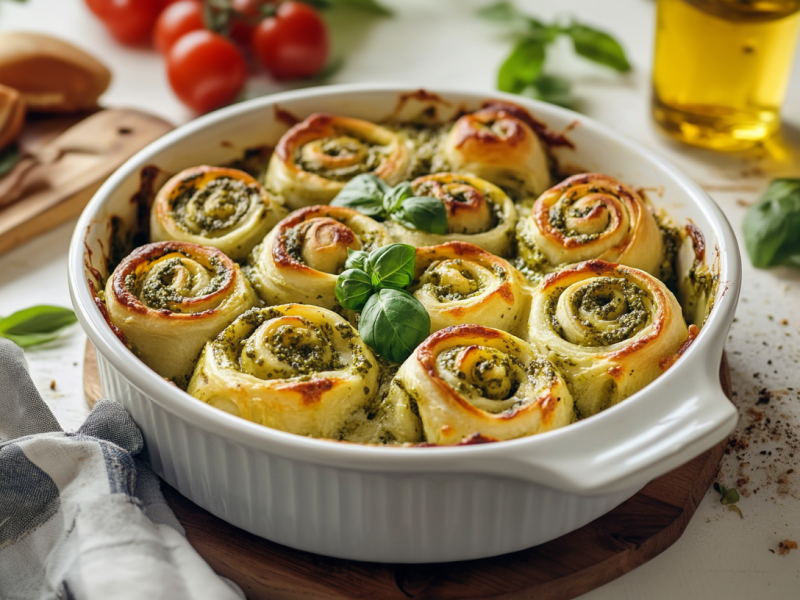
[[0, 339, 243, 600]]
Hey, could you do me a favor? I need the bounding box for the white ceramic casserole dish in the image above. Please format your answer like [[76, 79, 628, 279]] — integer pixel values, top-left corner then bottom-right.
[[68, 84, 740, 563]]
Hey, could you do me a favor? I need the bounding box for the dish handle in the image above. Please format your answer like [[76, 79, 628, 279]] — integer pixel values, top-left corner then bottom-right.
[[469, 349, 737, 496]]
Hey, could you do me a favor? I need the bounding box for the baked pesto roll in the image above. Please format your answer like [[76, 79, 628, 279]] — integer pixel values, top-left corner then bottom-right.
[[105, 241, 259, 388], [150, 166, 286, 261], [410, 242, 526, 335], [187, 304, 382, 439], [516, 173, 664, 281], [265, 113, 411, 210], [384, 173, 518, 257], [247, 205, 393, 309], [526, 260, 689, 418], [388, 324, 575, 445], [442, 102, 551, 198]]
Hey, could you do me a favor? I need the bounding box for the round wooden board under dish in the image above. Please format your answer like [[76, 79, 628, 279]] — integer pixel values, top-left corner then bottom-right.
[[84, 340, 731, 600]]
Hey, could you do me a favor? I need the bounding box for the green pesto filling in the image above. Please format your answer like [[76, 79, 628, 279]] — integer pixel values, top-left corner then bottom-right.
[[171, 177, 261, 236], [296, 136, 388, 182], [128, 255, 225, 311]]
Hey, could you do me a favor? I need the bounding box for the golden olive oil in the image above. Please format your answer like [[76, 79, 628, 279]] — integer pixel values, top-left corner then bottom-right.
[[652, 0, 800, 150]]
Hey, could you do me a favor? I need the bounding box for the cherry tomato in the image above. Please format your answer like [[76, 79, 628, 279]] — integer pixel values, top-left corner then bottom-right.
[[154, 0, 204, 55], [252, 1, 328, 80], [167, 30, 247, 113], [229, 0, 277, 47], [89, 0, 162, 45]]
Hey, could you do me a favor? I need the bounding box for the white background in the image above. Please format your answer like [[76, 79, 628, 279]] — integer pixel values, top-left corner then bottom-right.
[[1, 0, 799, 598]]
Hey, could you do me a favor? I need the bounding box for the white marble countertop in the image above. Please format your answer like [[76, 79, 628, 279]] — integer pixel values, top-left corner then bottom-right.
[[1, 0, 799, 597]]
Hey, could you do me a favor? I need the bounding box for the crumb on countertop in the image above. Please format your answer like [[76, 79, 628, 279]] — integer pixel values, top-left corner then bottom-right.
[[49, 380, 56, 390], [778, 540, 797, 556]]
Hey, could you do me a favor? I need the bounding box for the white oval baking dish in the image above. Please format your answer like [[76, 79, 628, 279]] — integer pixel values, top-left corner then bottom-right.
[[68, 84, 740, 563]]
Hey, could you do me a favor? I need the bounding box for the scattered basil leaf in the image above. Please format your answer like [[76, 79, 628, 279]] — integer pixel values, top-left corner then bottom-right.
[[335, 269, 374, 311], [359, 289, 431, 363], [476, 1, 521, 21], [743, 178, 800, 269], [345, 248, 370, 272], [330, 174, 389, 218], [720, 488, 740, 506], [0, 305, 77, 348], [391, 196, 448, 235], [497, 37, 546, 94], [383, 181, 414, 214], [713, 481, 743, 518], [0, 144, 20, 178], [565, 23, 632, 72], [367, 244, 416, 290], [521, 74, 574, 108], [727, 505, 744, 519], [480, 2, 631, 108]]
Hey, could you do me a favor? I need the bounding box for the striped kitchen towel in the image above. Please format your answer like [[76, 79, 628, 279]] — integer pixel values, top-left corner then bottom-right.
[[0, 339, 243, 600]]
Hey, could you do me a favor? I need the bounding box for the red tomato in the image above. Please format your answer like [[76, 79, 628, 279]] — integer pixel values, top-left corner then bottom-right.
[[252, 1, 328, 80], [154, 0, 204, 55], [167, 30, 247, 113], [89, 0, 162, 45], [229, 0, 277, 47]]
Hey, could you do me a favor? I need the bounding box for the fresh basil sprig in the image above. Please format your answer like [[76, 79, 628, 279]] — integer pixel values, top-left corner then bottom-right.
[[743, 178, 800, 269], [478, 1, 631, 108], [331, 174, 448, 234], [335, 243, 431, 362], [360, 289, 431, 364], [0, 305, 77, 348], [367, 244, 415, 290]]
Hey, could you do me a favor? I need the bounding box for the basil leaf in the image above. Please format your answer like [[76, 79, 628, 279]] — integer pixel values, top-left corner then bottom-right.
[[359, 288, 431, 363], [368, 243, 416, 290], [383, 181, 414, 214], [392, 196, 448, 234], [743, 178, 800, 268], [345, 248, 370, 272], [565, 23, 631, 72], [721, 488, 740, 506], [0, 144, 19, 178], [497, 37, 547, 94], [335, 269, 374, 311], [330, 174, 390, 219], [520, 74, 574, 109], [476, 1, 521, 21], [0, 305, 77, 348]]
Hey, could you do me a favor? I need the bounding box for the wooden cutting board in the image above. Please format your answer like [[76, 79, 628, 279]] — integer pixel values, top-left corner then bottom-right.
[[0, 109, 173, 256], [84, 341, 731, 600]]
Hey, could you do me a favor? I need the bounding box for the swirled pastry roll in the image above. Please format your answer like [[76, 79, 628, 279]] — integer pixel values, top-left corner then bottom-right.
[[442, 102, 551, 198], [265, 113, 411, 209], [527, 260, 689, 418], [187, 304, 381, 439], [105, 241, 259, 387], [248, 205, 393, 308], [516, 173, 664, 279], [410, 242, 526, 335], [389, 325, 574, 445], [150, 166, 285, 261], [384, 173, 518, 257]]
